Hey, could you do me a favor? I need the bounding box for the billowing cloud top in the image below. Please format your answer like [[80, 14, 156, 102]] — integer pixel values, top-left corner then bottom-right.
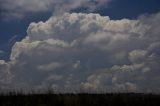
[[0, 0, 111, 19], [0, 12, 160, 93]]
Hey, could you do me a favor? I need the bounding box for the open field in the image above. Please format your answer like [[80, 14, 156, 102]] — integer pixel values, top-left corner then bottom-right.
[[0, 93, 160, 106]]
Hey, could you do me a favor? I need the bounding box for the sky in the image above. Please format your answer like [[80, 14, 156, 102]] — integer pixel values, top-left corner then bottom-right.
[[0, 0, 160, 93]]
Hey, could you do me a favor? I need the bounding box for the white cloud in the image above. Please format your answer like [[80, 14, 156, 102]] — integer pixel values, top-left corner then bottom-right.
[[0, 60, 6, 65], [0, 12, 160, 93], [0, 0, 111, 20], [0, 60, 13, 91]]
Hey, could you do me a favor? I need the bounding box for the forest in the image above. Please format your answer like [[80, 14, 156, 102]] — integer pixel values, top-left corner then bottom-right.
[[0, 92, 160, 106]]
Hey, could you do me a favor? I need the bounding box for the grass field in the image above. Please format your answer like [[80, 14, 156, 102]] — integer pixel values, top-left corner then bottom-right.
[[0, 93, 160, 106]]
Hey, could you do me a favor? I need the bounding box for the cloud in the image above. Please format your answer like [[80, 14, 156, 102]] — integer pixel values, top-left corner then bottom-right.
[[0, 0, 111, 20], [0, 50, 4, 55], [0, 12, 160, 93], [37, 62, 65, 71], [129, 50, 147, 63], [0, 60, 13, 91]]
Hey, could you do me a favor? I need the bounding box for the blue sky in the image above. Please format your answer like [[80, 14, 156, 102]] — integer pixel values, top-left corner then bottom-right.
[[0, 0, 160, 60], [0, 0, 160, 92]]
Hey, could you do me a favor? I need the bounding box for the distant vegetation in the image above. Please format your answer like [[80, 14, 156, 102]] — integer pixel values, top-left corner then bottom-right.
[[0, 92, 160, 106]]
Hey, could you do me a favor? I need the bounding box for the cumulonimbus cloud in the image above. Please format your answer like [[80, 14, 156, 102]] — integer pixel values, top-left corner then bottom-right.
[[0, 12, 160, 93], [0, 0, 111, 20]]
